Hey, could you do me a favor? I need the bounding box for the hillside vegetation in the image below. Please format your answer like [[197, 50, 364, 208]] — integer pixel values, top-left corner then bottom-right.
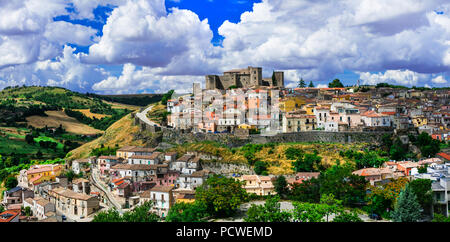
[[66, 113, 144, 160], [26, 111, 103, 135], [169, 141, 371, 175]]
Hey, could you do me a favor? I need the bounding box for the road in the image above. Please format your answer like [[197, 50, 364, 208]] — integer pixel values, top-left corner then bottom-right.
[[135, 105, 160, 127], [90, 167, 124, 214]]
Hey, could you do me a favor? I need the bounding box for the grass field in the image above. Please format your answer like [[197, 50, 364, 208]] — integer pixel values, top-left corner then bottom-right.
[[34, 136, 65, 149], [104, 101, 141, 111], [26, 111, 103, 135], [73, 109, 110, 119], [147, 103, 167, 125], [67, 113, 144, 160]]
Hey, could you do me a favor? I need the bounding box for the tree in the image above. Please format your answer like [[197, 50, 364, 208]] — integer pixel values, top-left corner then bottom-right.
[[415, 132, 441, 158], [161, 90, 175, 106], [245, 196, 292, 222], [254, 161, 268, 175], [432, 213, 450, 222], [319, 163, 367, 206], [92, 209, 122, 222], [22, 206, 32, 216], [390, 138, 407, 161], [36, 150, 43, 159], [298, 78, 306, 88], [25, 134, 35, 144], [365, 177, 409, 218], [289, 177, 321, 203], [292, 202, 328, 222], [5, 177, 18, 190], [93, 201, 159, 222], [308, 81, 314, 88], [65, 170, 77, 182], [409, 179, 432, 213], [271, 72, 278, 86], [417, 165, 428, 174], [328, 79, 344, 88], [121, 201, 160, 222], [391, 184, 423, 222], [274, 176, 289, 198], [166, 202, 209, 222], [292, 152, 323, 172], [332, 211, 363, 222], [195, 175, 248, 218]]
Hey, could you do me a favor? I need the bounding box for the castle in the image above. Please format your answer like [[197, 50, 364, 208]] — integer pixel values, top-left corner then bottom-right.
[[205, 66, 284, 90]]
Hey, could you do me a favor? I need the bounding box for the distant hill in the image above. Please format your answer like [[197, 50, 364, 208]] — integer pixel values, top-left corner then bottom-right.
[[0, 86, 144, 131], [86, 93, 163, 107]]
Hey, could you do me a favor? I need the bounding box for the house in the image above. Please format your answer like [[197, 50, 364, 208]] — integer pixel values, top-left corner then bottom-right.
[[286, 172, 320, 186], [432, 177, 450, 217], [116, 146, 157, 159], [177, 170, 212, 190], [110, 164, 157, 182], [72, 158, 92, 175], [352, 168, 396, 185], [97, 156, 122, 176], [164, 152, 177, 163], [128, 152, 163, 165], [23, 197, 55, 220], [18, 164, 63, 188], [72, 178, 90, 195], [149, 186, 175, 218], [361, 110, 392, 127], [48, 187, 100, 220], [173, 189, 196, 204], [236, 175, 276, 196], [2, 186, 34, 207], [282, 111, 316, 132], [0, 210, 20, 223], [171, 154, 195, 172]]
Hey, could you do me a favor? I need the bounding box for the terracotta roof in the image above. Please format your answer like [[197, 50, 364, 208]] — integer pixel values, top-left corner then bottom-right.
[[35, 198, 51, 207], [0, 210, 20, 222], [150, 186, 174, 193], [140, 190, 151, 198], [129, 152, 162, 160], [51, 187, 95, 201], [111, 164, 157, 171], [437, 153, 450, 161], [190, 170, 213, 178], [177, 154, 194, 162], [72, 178, 89, 184], [98, 155, 118, 160]]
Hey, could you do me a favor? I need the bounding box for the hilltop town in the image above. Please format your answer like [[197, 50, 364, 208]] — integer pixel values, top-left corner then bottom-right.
[[1, 67, 449, 223]]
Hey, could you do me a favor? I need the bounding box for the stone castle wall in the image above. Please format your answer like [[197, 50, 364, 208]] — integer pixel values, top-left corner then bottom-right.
[[135, 116, 391, 147]]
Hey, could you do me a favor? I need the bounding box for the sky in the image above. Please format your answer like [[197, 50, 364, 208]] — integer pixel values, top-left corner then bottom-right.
[[0, 0, 449, 94]]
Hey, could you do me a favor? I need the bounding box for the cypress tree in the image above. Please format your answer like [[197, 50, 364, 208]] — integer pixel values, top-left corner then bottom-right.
[[391, 184, 423, 222]]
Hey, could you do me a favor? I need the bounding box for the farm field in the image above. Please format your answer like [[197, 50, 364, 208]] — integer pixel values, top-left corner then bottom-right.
[[73, 109, 111, 119], [26, 111, 104, 135]]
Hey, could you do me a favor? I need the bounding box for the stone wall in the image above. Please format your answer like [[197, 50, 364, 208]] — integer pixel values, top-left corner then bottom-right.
[[135, 116, 392, 148], [201, 162, 255, 176]]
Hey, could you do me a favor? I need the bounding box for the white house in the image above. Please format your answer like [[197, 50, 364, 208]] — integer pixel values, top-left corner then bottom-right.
[[149, 186, 175, 218]]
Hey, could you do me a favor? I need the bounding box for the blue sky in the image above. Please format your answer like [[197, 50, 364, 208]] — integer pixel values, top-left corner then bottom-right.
[[0, 0, 448, 93]]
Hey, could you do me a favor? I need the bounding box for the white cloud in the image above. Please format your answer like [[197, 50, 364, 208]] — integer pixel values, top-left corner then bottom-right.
[[84, 0, 219, 72], [0, 45, 108, 92], [44, 21, 97, 46], [359, 69, 429, 86], [92, 63, 203, 94], [0, 0, 102, 69], [431, 75, 448, 84]]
